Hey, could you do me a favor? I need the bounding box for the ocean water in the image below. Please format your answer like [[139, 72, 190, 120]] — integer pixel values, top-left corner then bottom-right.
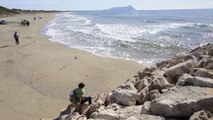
[[44, 9, 213, 66]]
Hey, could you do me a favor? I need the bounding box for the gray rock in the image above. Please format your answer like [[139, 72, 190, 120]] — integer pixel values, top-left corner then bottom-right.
[[63, 112, 87, 120], [89, 112, 99, 119], [111, 103, 120, 111], [94, 109, 120, 120], [117, 82, 138, 92], [189, 110, 213, 120], [125, 114, 165, 120], [177, 74, 213, 88], [206, 62, 213, 70], [93, 105, 142, 120], [191, 52, 202, 61], [207, 44, 213, 56], [141, 101, 151, 114], [59, 115, 68, 120], [198, 57, 213, 70], [138, 71, 152, 80], [85, 97, 105, 118], [164, 60, 194, 84], [190, 44, 212, 56], [115, 105, 163, 120], [191, 68, 213, 79], [150, 86, 213, 117], [105, 92, 113, 106], [149, 90, 161, 101], [135, 79, 149, 92], [148, 77, 170, 91], [110, 88, 137, 106], [136, 87, 150, 105], [156, 55, 194, 69], [156, 60, 170, 69], [118, 105, 142, 118]]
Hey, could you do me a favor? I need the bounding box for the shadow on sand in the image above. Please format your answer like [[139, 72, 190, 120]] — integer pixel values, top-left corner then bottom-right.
[[54, 104, 72, 120], [0, 45, 15, 48]]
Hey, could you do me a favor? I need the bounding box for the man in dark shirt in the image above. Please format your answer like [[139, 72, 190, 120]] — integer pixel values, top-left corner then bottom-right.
[[13, 31, 19, 45]]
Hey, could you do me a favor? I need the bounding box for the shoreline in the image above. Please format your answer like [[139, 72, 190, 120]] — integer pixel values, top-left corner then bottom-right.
[[0, 13, 144, 120]]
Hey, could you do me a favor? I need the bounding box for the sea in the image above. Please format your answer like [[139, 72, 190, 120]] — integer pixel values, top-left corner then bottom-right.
[[44, 9, 213, 66]]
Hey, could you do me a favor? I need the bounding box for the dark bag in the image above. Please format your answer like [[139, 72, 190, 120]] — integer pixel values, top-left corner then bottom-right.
[[70, 89, 76, 98]]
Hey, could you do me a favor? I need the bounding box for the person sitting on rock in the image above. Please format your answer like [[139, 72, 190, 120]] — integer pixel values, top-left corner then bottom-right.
[[70, 82, 92, 107]]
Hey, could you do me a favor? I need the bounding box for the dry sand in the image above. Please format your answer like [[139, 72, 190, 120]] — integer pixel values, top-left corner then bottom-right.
[[0, 13, 144, 120]]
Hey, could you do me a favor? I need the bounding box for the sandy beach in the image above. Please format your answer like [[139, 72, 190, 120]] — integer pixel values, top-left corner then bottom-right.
[[0, 13, 144, 120]]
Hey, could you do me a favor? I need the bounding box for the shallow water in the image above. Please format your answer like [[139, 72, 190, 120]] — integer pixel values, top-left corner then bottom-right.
[[44, 9, 213, 66]]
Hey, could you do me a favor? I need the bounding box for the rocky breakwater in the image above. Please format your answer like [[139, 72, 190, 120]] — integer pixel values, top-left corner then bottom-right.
[[53, 43, 213, 120]]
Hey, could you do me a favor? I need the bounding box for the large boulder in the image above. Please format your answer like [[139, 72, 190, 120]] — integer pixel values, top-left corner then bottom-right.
[[190, 44, 213, 56], [156, 55, 194, 69], [141, 101, 151, 114], [61, 112, 87, 120], [105, 92, 113, 106], [118, 105, 142, 118], [164, 60, 194, 84], [93, 110, 120, 120], [189, 110, 213, 120], [125, 115, 165, 120], [136, 87, 150, 105], [117, 81, 138, 92], [85, 94, 107, 118], [207, 44, 213, 56], [149, 90, 161, 101], [112, 105, 164, 120], [198, 57, 213, 70], [177, 74, 213, 88], [110, 88, 137, 106], [91, 105, 165, 120], [137, 67, 155, 79], [156, 60, 171, 69], [150, 86, 213, 117], [148, 77, 170, 91], [191, 68, 213, 79], [92, 105, 142, 120], [134, 79, 149, 92]]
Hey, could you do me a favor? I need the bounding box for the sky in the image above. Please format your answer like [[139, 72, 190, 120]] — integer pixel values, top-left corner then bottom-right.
[[1, 0, 213, 10]]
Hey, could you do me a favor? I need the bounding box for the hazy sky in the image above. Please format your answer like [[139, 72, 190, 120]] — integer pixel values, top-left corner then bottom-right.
[[1, 0, 213, 10]]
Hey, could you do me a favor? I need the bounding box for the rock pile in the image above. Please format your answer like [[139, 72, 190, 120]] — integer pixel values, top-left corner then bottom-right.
[[54, 44, 213, 120]]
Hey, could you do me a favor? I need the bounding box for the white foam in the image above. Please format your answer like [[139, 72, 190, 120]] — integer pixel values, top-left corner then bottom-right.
[[46, 29, 56, 37], [95, 22, 196, 43], [44, 12, 213, 67]]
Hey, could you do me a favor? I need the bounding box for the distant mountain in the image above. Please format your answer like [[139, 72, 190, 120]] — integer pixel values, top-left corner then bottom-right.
[[102, 5, 137, 14]]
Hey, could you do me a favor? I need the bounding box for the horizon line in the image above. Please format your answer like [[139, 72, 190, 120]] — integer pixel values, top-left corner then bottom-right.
[[10, 8, 213, 11], [3, 5, 213, 11]]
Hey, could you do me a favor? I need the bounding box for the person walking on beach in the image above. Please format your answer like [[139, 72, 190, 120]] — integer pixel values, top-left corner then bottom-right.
[[70, 82, 92, 112], [13, 31, 19, 45]]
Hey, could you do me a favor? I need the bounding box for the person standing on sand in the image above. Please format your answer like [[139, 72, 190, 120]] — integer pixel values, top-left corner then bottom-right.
[[13, 31, 19, 45], [70, 82, 92, 106]]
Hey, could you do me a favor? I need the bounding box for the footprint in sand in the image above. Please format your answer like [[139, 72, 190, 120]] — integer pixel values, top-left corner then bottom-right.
[[60, 64, 70, 71]]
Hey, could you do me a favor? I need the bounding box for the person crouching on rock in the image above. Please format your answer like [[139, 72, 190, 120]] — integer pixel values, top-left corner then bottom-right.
[[70, 82, 92, 111]]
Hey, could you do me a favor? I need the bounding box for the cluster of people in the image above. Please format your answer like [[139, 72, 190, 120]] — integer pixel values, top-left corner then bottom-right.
[[34, 16, 42, 21], [21, 19, 30, 26]]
